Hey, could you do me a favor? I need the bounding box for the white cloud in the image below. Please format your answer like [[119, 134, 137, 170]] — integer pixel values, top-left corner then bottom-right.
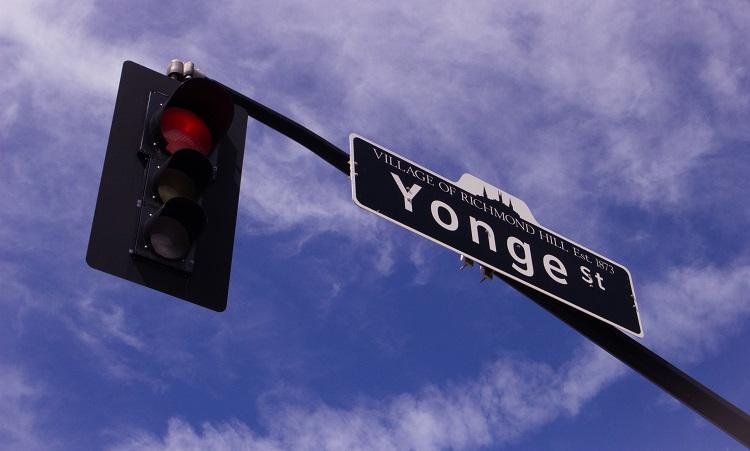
[[109, 343, 623, 451], [408, 241, 435, 285], [74, 295, 145, 351], [594, 117, 715, 206], [0, 1, 748, 449], [238, 129, 368, 236], [62, 289, 169, 392], [641, 263, 750, 362], [1, 0, 746, 253], [0, 364, 45, 451], [106, 256, 750, 450], [190, 0, 750, 241], [111, 418, 277, 451]]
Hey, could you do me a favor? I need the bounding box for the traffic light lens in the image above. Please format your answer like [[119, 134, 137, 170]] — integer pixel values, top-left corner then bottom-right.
[[153, 148, 213, 203], [160, 107, 213, 155], [157, 168, 197, 202], [145, 197, 207, 261], [148, 216, 192, 260]]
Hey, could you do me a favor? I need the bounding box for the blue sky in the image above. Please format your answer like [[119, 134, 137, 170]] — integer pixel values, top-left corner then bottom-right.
[[1, 1, 749, 449]]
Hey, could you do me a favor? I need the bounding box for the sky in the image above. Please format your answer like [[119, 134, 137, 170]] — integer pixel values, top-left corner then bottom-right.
[[1, 0, 749, 450]]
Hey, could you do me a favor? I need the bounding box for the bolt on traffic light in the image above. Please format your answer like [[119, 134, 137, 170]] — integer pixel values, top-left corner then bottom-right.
[[87, 61, 247, 311]]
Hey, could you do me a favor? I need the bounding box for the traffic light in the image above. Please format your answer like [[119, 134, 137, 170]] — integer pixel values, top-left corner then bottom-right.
[[87, 61, 247, 311]]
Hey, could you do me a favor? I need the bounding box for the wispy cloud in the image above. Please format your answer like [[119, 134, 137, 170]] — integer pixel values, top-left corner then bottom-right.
[[106, 253, 750, 450], [173, 0, 750, 251], [108, 343, 623, 451], [642, 263, 750, 362], [0, 0, 748, 449], [61, 289, 170, 392], [0, 364, 45, 451]]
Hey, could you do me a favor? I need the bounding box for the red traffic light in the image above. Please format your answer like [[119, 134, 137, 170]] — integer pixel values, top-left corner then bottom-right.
[[151, 78, 234, 157], [160, 107, 213, 155]]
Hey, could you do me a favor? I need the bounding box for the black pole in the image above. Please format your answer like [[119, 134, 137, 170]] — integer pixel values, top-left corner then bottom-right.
[[222, 85, 350, 176], [495, 273, 750, 448], [219, 83, 750, 447]]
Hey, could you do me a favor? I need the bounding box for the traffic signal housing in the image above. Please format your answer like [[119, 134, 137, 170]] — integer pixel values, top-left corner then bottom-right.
[[87, 61, 247, 311]]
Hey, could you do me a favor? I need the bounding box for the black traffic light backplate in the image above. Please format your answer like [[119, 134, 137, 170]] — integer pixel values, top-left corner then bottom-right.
[[86, 61, 247, 311]]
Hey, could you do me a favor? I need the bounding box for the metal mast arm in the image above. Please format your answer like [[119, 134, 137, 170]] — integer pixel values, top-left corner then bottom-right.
[[496, 273, 750, 448], [210, 71, 749, 447], [221, 85, 351, 176]]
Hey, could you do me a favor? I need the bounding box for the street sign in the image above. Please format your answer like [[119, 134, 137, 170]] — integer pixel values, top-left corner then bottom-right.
[[350, 134, 643, 336]]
